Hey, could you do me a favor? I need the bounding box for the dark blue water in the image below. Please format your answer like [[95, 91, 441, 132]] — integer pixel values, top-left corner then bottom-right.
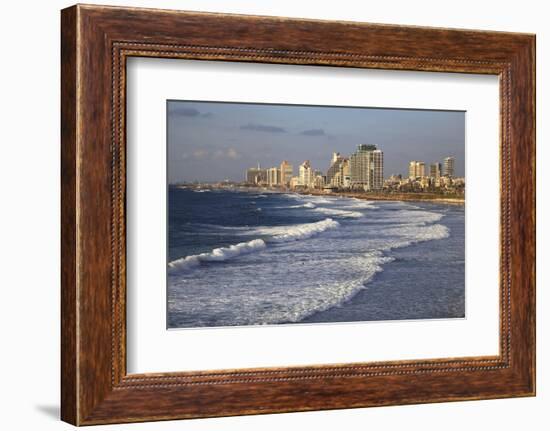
[[167, 187, 465, 328]]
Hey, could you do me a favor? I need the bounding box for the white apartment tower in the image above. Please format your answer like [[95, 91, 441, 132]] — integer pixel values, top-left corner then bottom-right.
[[350, 144, 384, 191], [409, 160, 426, 179], [267, 167, 280, 187], [443, 157, 455, 178], [298, 160, 315, 188]]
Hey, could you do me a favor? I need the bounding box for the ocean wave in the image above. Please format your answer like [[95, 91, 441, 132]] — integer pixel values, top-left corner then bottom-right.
[[168, 238, 267, 271], [383, 224, 450, 247], [283, 194, 335, 204], [363, 209, 444, 226], [169, 218, 340, 272], [168, 249, 395, 327], [313, 207, 363, 218], [285, 202, 316, 209], [267, 218, 339, 242], [343, 199, 379, 210]]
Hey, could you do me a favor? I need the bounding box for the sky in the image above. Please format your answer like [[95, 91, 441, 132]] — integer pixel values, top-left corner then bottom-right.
[[167, 100, 465, 183]]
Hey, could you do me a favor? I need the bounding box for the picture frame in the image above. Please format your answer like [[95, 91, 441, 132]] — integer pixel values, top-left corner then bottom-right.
[[60, 4, 535, 425]]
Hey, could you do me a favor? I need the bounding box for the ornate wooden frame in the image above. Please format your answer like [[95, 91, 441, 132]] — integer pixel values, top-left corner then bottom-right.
[[61, 4, 536, 425]]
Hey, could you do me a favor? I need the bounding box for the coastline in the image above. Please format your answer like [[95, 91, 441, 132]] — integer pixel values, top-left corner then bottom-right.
[[292, 189, 465, 206], [174, 184, 465, 206]]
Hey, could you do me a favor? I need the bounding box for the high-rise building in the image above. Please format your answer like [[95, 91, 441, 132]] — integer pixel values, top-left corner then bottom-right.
[[430, 162, 441, 179], [443, 157, 455, 178], [279, 160, 293, 186], [408, 161, 425, 179], [327, 153, 351, 189], [326, 152, 344, 185], [341, 159, 351, 188], [350, 144, 384, 191], [298, 160, 315, 188], [267, 167, 280, 187]]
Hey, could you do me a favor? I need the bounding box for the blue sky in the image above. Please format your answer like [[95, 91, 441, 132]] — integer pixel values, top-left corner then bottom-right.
[[167, 100, 465, 183]]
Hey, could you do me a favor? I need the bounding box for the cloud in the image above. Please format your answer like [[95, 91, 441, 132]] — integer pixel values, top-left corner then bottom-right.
[[170, 106, 214, 118], [170, 107, 200, 117], [300, 128, 326, 136], [192, 149, 208, 159], [240, 123, 287, 133], [184, 147, 241, 161], [213, 148, 240, 160], [226, 148, 240, 159]]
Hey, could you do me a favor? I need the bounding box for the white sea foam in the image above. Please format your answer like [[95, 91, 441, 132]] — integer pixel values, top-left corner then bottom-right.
[[283, 194, 335, 204], [168, 249, 396, 326], [284, 202, 316, 209], [313, 207, 363, 218], [343, 199, 379, 210]]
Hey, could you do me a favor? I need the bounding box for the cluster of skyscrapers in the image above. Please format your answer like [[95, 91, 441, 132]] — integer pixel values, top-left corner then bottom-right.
[[408, 157, 455, 180], [245, 144, 385, 191], [383, 156, 463, 194]]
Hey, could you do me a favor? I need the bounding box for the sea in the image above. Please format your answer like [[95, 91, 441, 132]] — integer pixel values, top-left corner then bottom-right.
[[167, 187, 465, 329]]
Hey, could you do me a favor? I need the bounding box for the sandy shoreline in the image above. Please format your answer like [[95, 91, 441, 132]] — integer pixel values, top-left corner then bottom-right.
[[291, 189, 465, 206], [177, 184, 465, 206]]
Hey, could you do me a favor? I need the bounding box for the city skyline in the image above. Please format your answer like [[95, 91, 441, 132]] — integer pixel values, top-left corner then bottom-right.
[[168, 100, 465, 183], [239, 149, 462, 196]]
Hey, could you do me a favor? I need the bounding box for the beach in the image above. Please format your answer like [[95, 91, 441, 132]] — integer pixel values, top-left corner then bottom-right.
[[167, 187, 465, 329]]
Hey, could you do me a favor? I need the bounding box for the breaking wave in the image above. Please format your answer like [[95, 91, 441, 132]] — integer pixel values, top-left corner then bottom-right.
[[169, 218, 339, 272], [313, 207, 363, 218]]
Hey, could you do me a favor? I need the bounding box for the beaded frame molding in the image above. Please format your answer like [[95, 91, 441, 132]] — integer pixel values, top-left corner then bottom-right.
[[61, 4, 535, 425]]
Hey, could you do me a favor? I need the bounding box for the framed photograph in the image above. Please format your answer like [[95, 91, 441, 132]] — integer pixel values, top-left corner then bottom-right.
[[61, 4, 536, 425]]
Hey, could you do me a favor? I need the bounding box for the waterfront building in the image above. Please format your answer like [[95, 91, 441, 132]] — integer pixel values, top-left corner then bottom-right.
[[298, 160, 315, 188], [289, 176, 300, 189], [420, 176, 431, 189], [430, 162, 441, 179], [408, 160, 425, 179], [349, 144, 384, 191], [279, 160, 293, 186], [384, 174, 402, 189], [443, 156, 455, 178], [314, 173, 326, 189], [246, 164, 267, 185], [267, 167, 280, 187]]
